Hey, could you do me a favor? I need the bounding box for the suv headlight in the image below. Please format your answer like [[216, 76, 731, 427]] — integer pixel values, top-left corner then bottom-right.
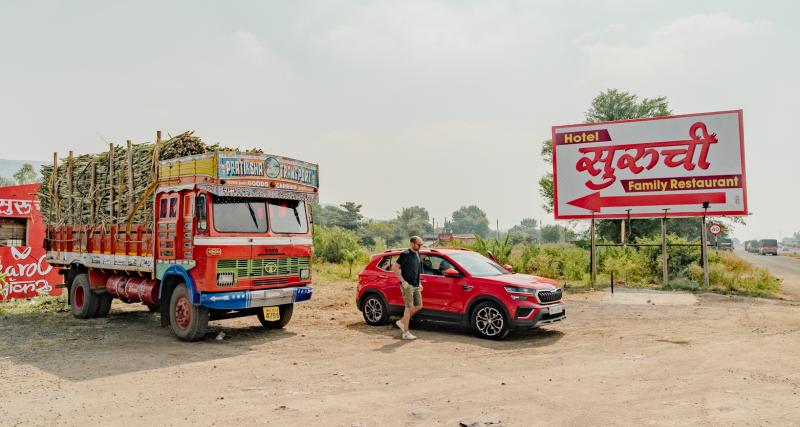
[[299, 268, 310, 280], [504, 286, 537, 295]]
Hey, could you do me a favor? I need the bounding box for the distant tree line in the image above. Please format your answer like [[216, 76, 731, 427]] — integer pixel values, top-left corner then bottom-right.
[[0, 163, 40, 187]]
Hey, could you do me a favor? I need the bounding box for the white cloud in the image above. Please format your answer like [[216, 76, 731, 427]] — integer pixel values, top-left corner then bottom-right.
[[236, 29, 265, 56], [579, 13, 770, 73]]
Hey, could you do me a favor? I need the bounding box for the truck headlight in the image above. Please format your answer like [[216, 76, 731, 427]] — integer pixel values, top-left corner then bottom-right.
[[216, 272, 236, 286], [299, 268, 310, 280]]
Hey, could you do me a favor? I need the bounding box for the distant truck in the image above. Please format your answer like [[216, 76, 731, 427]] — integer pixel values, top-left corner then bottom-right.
[[40, 132, 319, 341], [717, 238, 733, 252], [759, 239, 778, 256]]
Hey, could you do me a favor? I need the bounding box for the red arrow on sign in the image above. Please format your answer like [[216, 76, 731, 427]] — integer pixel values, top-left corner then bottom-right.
[[567, 191, 727, 212]]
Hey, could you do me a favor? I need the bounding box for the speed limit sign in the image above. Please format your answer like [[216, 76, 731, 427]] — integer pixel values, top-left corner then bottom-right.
[[708, 223, 723, 235]]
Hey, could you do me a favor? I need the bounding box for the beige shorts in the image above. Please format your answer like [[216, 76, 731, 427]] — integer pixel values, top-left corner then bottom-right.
[[400, 283, 422, 308]]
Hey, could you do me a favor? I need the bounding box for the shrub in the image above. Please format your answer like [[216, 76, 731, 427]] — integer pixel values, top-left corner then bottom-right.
[[313, 225, 364, 263]]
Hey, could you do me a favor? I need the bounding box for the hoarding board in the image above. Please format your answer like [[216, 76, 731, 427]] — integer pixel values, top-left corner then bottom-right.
[[552, 110, 747, 219]]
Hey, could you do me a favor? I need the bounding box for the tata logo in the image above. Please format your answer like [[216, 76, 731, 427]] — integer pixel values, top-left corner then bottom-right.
[[264, 263, 278, 274]]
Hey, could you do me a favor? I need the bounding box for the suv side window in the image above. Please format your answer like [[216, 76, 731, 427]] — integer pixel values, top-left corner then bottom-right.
[[377, 255, 399, 271], [421, 255, 456, 276]]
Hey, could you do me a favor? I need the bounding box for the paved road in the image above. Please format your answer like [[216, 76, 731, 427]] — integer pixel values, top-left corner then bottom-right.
[[735, 247, 800, 300]]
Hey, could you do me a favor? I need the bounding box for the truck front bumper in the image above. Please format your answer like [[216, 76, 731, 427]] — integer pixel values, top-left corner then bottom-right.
[[199, 286, 313, 310]]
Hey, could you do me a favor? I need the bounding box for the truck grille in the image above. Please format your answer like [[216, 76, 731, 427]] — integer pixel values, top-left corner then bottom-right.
[[216, 257, 310, 279], [252, 277, 290, 287], [537, 289, 562, 303]]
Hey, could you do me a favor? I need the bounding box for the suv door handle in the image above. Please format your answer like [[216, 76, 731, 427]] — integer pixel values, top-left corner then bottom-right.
[[462, 285, 473, 291], [378, 275, 388, 279]]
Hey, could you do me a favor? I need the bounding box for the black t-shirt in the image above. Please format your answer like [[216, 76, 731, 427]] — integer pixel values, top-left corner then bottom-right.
[[396, 249, 421, 287]]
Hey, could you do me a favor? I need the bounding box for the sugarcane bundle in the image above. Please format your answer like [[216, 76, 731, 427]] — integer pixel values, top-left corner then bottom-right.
[[38, 131, 261, 227]]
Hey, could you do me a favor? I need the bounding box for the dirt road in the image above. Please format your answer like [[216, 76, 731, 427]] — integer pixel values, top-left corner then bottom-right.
[[735, 247, 800, 300], [2, 280, 800, 426]]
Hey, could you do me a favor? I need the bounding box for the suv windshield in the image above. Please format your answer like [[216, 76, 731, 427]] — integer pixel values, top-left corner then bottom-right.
[[213, 196, 268, 233], [268, 199, 308, 234], [448, 252, 508, 277]]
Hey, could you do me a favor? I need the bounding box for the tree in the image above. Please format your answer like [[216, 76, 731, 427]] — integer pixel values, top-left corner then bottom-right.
[[394, 206, 433, 241], [508, 218, 539, 244], [540, 224, 575, 243], [540, 225, 562, 243], [338, 202, 363, 231], [359, 220, 399, 247], [538, 89, 671, 215], [449, 205, 490, 237], [13, 163, 39, 184], [0, 176, 15, 187]]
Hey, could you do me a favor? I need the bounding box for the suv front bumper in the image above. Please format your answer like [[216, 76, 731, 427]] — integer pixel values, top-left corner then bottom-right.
[[200, 285, 313, 310], [510, 303, 566, 328]]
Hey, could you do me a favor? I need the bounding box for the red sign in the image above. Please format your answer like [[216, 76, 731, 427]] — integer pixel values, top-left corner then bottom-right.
[[437, 233, 453, 243], [708, 223, 723, 235], [0, 183, 62, 300], [552, 110, 747, 219]]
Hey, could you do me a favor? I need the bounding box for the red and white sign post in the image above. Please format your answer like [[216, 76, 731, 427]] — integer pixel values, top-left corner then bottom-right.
[[551, 110, 747, 286]]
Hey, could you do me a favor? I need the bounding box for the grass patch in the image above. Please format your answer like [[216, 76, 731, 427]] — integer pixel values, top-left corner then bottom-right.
[[313, 262, 363, 283], [687, 252, 781, 297], [0, 295, 70, 316]]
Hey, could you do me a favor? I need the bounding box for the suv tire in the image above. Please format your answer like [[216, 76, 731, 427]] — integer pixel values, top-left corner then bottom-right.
[[470, 301, 510, 340], [361, 293, 390, 326]]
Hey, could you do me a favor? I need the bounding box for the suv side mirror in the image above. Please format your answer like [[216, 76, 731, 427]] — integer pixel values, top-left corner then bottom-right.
[[503, 263, 513, 272], [443, 268, 461, 278]]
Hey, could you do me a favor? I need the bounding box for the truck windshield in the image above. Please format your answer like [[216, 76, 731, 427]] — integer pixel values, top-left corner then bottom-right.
[[213, 196, 268, 233], [268, 199, 308, 234]]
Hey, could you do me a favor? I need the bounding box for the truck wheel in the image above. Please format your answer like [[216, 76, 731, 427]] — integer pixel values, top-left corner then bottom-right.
[[361, 293, 390, 326], [94, 293, 113, 318], [470, 301, 510, 340], [169, 283, 209, 341], [70, 273, 99, 319], [256, 304, 294, 329]]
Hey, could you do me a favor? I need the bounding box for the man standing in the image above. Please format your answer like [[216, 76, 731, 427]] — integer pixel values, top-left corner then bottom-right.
[[391, 236, 424, 340]]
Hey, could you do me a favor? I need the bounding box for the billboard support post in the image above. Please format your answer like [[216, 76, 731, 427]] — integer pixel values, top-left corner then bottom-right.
[[590, 213, 597, 288], [701, 204, 710, 288], [661, 209, 669, 284]]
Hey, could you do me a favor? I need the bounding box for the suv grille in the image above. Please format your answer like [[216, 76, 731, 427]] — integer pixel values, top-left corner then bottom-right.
[[537, 289, 562, 303], [216, 257, 310, 279]]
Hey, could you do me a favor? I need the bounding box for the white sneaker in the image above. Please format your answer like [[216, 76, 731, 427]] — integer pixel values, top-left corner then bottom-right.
[[395, 320, 404, 330], [401, 331, 417, 340]]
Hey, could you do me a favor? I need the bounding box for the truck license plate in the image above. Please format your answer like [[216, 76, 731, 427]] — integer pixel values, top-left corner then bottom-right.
[[549, 305, 564, 315], [263, 306, 280, 321]]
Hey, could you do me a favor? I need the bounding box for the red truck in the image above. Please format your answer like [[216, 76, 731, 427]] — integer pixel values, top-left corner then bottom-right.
[[41, 132, 319, 340]]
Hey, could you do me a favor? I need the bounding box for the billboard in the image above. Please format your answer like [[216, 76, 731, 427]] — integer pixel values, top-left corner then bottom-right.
[[552, 110, 747, 219]]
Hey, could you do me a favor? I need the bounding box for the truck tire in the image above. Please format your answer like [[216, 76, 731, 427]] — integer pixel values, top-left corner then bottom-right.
[[70, 273, 100, 319], [94, 293, 113, 318], [470, 301, 510, 340], [169, 283, 209, 341], [256, 304, 294, 329]]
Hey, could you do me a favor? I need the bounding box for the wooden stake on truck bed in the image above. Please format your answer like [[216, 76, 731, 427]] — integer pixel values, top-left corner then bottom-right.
[[90, 160, 96, 224], [52, 152, 59, 223], [67, 151, 74, 225], [127, 140, 134, 213], [108, 143, 115, 221]]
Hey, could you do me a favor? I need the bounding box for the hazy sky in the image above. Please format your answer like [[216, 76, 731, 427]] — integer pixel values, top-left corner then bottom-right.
[[1, 1, 797, 241]]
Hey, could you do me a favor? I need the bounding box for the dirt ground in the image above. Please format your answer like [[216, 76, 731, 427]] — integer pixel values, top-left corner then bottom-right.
[[2, 278, 800, 426]]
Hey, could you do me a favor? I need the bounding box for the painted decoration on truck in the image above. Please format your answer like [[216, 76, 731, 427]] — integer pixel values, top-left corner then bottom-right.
[[552, 110, 747, 219], [217, 153, 319, 188]]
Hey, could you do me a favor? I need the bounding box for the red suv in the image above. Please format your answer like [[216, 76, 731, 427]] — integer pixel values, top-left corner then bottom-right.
[[356, 248, 565, 340]]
